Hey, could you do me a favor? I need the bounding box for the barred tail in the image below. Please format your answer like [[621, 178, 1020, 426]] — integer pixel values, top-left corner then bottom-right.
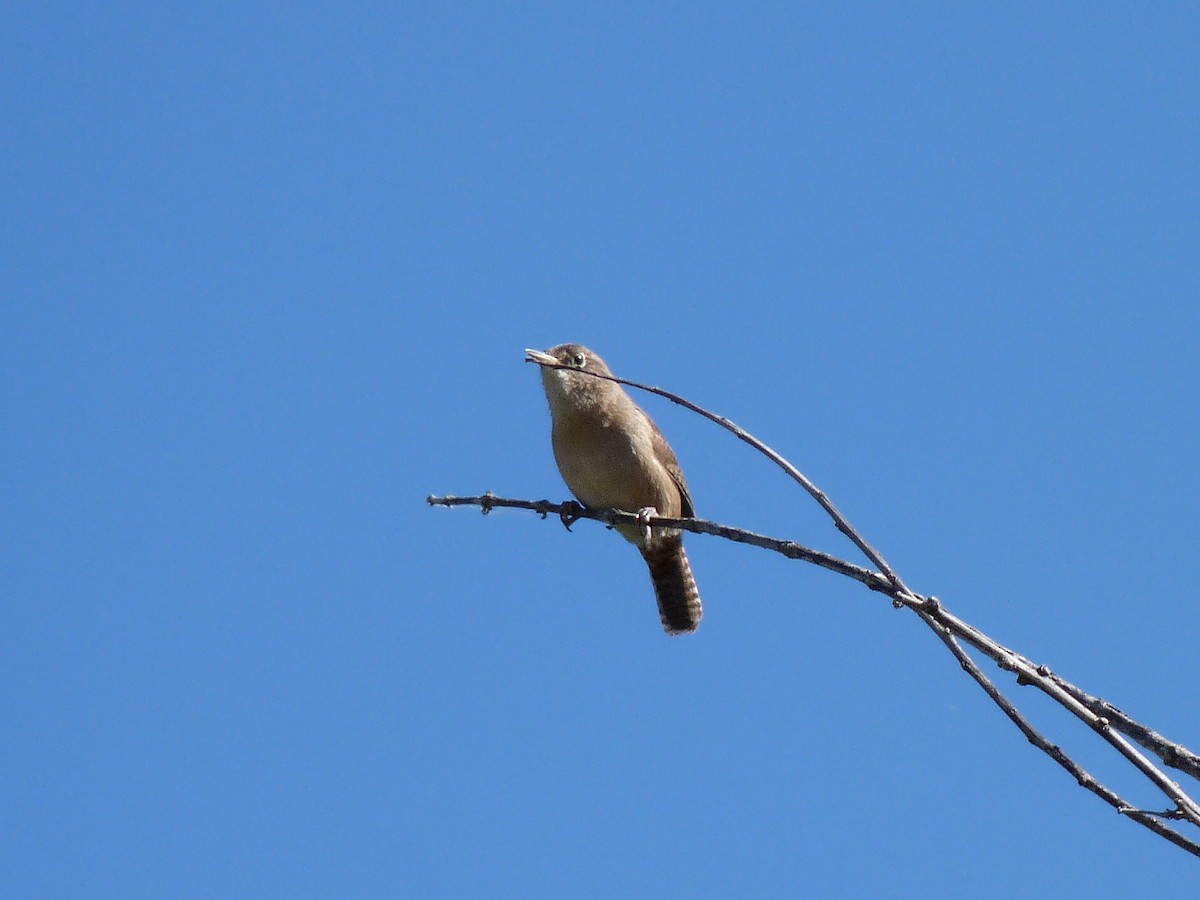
[[640, 536, 702, 635]]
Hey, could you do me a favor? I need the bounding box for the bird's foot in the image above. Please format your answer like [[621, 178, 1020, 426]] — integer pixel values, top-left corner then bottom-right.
[[636, 506, 659, 545], [559, 500, 585, 531]]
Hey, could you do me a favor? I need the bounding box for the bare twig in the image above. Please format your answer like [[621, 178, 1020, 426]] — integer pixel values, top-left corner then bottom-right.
[[431, 491, 1200, 854], [432, 355, 1200, 857], [426, 494, 891, 592], [919, 608, 1200, 856], [1047, 674, 1200, 782]]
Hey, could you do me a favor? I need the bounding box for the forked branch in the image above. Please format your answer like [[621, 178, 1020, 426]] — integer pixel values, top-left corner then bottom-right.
[[428, 357, 1200, 857]]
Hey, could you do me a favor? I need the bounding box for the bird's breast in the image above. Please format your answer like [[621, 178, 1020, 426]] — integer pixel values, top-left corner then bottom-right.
[[551, 415, 681, 521]]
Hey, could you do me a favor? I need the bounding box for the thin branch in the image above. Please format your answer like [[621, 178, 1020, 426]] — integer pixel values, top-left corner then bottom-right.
[[912, 599, 1200, 809], [1047, 674, 1200, 783], [426, 493, 892, 593], [920, 608, 1200, 856], [432, 353, 1200, 857], [432, 491, 1200, 853], [915, 599, 1200, 825], [431, 491, 1200, 851]]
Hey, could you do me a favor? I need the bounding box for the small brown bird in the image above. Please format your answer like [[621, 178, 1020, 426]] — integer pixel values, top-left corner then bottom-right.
[[526, 343, 702, 634]]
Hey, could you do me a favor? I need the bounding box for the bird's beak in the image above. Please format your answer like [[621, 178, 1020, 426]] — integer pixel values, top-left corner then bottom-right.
[[524, 349, 559, 366]]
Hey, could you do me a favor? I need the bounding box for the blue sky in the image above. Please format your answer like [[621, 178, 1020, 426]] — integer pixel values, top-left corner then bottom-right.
[[4, 2, 1200, 895]]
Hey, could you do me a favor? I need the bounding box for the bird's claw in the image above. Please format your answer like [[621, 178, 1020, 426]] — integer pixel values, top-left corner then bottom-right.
[[559, 500, 584, 531]]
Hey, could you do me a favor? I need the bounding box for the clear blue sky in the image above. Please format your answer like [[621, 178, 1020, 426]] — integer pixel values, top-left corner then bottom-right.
[[4, 3, 1199, 896]]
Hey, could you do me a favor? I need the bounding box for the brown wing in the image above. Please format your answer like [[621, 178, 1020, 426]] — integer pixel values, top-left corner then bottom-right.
[[642, 409, 694, 518]]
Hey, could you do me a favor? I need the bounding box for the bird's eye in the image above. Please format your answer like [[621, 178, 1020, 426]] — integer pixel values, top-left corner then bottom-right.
[[572, 353, 587, 367]]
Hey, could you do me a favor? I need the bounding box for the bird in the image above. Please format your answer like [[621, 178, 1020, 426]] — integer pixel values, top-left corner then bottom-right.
[[525, 343, 702, 634]]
